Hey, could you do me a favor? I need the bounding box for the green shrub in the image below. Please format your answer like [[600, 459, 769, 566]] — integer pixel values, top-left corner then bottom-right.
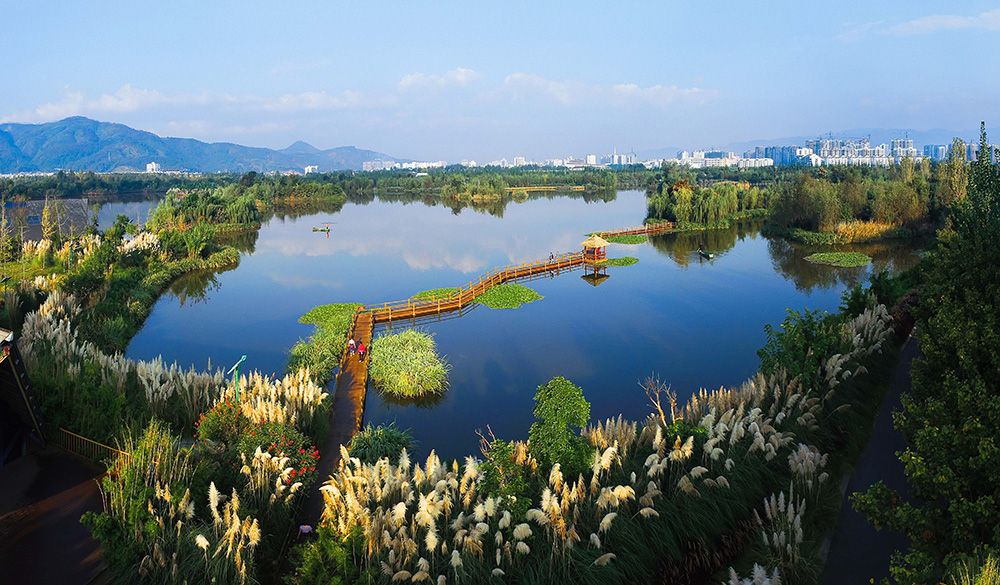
[[528, 376, 591, 477], [195, 397, 248, 447], [286, 526, 378, 585], [348, 423, 415, 465], [288, 303, 361, 384], [757, 308, 850, 395], [604, 234, 647, 244]]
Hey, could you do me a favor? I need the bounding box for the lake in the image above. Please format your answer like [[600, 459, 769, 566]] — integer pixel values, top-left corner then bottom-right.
[[117, 191, 920, 460]]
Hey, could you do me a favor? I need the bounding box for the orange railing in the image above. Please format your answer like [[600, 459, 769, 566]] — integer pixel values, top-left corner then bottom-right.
[[363, 252, 584, 323], [51, 427, 131, 468], [597, 222, 676, 238]]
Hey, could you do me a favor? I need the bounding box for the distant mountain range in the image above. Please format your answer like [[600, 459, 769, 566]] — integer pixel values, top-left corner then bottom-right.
[[0, 117, 398, 173], [637, 126, 997, 161]]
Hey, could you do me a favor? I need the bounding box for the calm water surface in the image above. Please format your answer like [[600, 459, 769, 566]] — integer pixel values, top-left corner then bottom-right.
[[124, 191, 919, 459]]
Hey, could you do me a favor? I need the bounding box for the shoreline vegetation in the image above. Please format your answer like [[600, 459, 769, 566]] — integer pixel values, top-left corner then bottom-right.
[[2, 151, 977, 584], [804, 252, 873, 267]]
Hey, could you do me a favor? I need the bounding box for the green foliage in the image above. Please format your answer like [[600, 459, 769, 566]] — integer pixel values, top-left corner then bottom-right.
[[757, 308, 850, 395], [595, 256, 638, 267], [348, 423, 416, 465], [474, 283, 543, 309], [369, 329, 450, 398], [771, 175, 842, 232], [411, 287, 460, 300], [478, 437, 532, 520], [286, 526, 378, 585], [603, 234, 647, 244], [803, 252, 872, 267], [647, 180, 767, 227], [854, 125, 1000, 583], [288, 303, 361, 384], [528, 376, 591, 476]]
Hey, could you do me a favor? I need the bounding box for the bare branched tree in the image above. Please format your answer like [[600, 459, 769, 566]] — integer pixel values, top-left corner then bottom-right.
[[641, 374, 677, 426]]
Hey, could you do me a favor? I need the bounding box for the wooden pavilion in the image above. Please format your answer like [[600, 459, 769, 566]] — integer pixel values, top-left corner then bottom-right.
[[581, 234, 609, 264]]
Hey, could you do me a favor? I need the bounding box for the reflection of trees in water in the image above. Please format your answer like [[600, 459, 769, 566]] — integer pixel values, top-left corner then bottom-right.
[[647, 222, 755, 267], [270, 200, 346, 220], [767, 238, 868, 293], [766, 236, 923, 293], [216, 230, 259, 254], [168, 270, 225, 307], [372, 188, 618, 219]]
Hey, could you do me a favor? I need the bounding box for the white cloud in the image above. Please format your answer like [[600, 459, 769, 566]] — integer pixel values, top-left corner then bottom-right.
[[836, 21, 880, 43], [500, 74, 717, 108], [3, 84, 209, 123], [889, 8, 1000, 35], [399, 67, 483, 89]]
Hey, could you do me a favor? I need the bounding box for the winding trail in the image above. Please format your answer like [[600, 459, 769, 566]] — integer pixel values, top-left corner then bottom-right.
[[820, 331, 919, 584]]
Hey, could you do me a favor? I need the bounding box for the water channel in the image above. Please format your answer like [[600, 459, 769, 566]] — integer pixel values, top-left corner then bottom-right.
[[114, 190, 921, 460]]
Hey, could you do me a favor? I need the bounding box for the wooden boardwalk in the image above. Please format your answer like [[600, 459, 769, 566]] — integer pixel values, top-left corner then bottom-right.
[[596, 222, 677, 238], [365, 251, 585, 323], [300, 312, 372, 526]]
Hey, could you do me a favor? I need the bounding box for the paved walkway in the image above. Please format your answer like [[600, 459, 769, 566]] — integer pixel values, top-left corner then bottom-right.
[[0, 446, 107, 584], [299, 313, 373, 527], [820, 333, 920, 585]]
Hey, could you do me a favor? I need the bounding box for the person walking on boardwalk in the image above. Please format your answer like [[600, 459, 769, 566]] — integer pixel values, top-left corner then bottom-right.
[[348, 338, 356, 355], [357, 341, 366, 362]]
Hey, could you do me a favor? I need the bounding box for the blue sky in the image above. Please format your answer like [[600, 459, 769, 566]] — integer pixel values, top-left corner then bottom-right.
[[3, 1, 998, 161]]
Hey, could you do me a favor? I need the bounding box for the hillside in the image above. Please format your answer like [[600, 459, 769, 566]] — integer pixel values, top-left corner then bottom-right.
[[0, 117, 396, 173]]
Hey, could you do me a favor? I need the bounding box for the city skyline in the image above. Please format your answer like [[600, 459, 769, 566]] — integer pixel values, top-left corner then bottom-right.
[[3, 2, 999, 162]]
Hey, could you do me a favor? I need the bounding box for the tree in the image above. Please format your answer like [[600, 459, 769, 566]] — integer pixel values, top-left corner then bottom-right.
[[940, 137, 969, 207], [528, 377, 591, 476], [853, 123, 1000, 583]]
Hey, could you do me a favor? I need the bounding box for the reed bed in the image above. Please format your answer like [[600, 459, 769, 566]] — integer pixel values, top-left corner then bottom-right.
[[287, 302, 361, 384], [21, 291, 328, 439], [369, 329, 450, 398], [349, 422, 417, 465], [314, 305, 893, 584], [473, 283, 543, 309], [833, 220, 897, 243]]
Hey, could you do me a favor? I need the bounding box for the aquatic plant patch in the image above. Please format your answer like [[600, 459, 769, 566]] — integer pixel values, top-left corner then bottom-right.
[[596, 256, 639, 267], [348, 423, 416, 465], [369, 329, 450, 398], [604, 234, 647, 244], [473, 283, 543, 309], [804, 252, 872, 267], [288, 303, 361, 384], [412, 287, 460, 300]]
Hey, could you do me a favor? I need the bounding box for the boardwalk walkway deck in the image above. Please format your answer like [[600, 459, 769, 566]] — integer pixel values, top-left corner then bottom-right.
[[596, 222, 676, 238], [300, 312, 372, 526]]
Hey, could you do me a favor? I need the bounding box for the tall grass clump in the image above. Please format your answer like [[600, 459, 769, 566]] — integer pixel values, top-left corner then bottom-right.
[[369, 329, 450, 398], [474, 283, 543, 309]]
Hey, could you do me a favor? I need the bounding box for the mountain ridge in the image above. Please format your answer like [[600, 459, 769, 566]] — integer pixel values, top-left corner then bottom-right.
[[0, 117, 398, 173]]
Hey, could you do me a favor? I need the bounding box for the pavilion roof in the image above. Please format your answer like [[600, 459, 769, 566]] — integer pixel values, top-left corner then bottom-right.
[[580, 234, 610, 248]]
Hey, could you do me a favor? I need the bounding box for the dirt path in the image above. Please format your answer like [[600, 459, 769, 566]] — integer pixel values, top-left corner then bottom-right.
[[820, 333, 920, 585]]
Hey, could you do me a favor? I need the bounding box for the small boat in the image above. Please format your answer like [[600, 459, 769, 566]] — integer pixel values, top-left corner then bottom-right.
[[312, 227, 330, 232], [699, 250, 714, 259]]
